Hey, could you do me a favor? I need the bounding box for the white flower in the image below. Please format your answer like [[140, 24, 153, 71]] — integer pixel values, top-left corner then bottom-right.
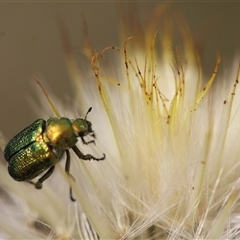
[[1, 6, 240, 239]]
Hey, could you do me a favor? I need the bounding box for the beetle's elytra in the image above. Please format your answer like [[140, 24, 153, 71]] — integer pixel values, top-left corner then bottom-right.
[[4, 108, 105, 199]]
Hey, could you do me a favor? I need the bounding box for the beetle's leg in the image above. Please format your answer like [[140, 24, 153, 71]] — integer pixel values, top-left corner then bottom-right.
[[65, 150, 75, 180], [72, 145, 105, 161], [28, 166, 55, 189], [81, 136, 95, 145], [65, 150, 76, 201]]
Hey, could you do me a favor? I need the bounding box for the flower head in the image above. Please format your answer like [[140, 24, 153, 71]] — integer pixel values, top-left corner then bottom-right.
[[1, 4, 240, 239]]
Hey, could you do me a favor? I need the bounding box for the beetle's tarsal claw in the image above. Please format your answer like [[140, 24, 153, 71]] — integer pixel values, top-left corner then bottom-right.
[[28, 180, 42, 189], [35, 182, 43, 189], [70, 187, 76, 202], [98, 153, 106, 161], [86, 153, 106, 161], [72, 145, 106, 161], [90, 132, 96, 139], [81, 137, 95, 145]]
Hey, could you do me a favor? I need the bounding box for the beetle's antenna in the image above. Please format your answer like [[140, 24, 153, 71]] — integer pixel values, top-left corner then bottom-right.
[[85, 107, 92, 119], [29, 74, 61, 118]]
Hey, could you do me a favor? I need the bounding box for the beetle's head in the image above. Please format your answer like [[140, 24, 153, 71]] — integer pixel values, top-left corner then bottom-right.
[[72, 107, 96, 139]]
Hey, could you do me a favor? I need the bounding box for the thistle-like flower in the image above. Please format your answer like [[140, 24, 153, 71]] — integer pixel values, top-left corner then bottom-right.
[[0, 5, 240, 240]]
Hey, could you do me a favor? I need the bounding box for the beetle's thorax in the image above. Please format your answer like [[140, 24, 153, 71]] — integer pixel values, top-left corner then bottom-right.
[[45, 118, 78, 150]]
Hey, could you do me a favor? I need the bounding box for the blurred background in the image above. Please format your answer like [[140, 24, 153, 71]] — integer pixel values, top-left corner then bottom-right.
[[0, 2, 239, 140]]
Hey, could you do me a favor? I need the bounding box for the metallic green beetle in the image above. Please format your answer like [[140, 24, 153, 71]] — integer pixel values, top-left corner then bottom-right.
[[4, 107, 105, 199]]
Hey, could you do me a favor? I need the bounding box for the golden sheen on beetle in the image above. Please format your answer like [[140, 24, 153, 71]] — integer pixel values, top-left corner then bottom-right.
[[4, 107, 105, 200]]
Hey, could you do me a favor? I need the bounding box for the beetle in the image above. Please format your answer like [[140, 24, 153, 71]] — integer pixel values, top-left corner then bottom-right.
[[4, 107, 105, 200]]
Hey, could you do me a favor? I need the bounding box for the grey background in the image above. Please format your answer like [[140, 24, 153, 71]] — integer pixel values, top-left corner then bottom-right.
[[0, 2, 239, 139]]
